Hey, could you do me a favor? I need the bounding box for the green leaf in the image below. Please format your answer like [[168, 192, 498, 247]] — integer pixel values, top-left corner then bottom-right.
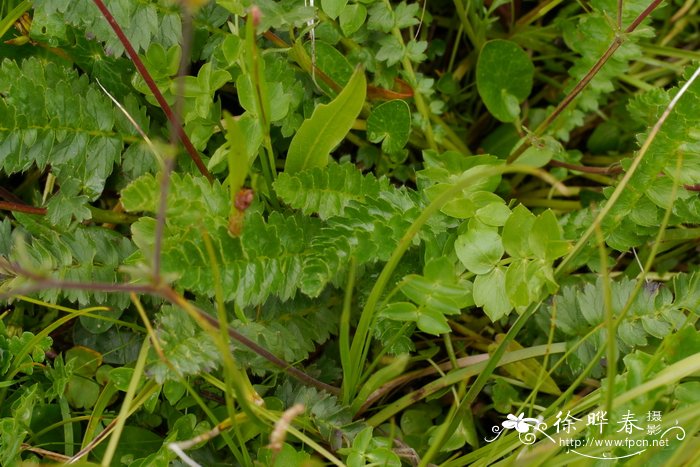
[[476, 40, 534, 122], [529, 209, 569, 261], [367, 100, 411, 155], [321, 0, 348, 19], [303, 40, 354, 93], [473, 267, 512, 321], [367, 2, 394, 32], [0, 58, 131, 202], [46, 191, 92, 230], [376, 36, 404, 66], [285, 67, 366, 173], [274, 162, 386, 219], [147, 307, 219, 384], [502, 204, 536, 258], [518, 145, 554, 168], [417, 308, 451, 335], [32, 0, 183, 57], [475, 202, 511, 226], [340, 4, 367, 36], [455, 225, 504, 275]]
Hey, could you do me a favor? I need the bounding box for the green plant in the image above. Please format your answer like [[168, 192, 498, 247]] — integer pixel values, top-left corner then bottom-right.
[[1, 0, 700, 465]]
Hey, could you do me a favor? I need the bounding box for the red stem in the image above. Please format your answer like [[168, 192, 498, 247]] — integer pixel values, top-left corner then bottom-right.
[[507, 0, 664, 164], [90, 0, 213, 182], [0, 201, 46, 215]]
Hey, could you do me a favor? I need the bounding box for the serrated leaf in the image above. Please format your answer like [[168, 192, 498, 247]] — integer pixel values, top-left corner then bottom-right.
[[0, 58, 132, 203], [285, 67, 366, 173], [147, 307, 219, 383], [476, 40, 534, 122], [274, 162, 386, 219], [122, 170, 440, 307], [32, 0, 183, 57]]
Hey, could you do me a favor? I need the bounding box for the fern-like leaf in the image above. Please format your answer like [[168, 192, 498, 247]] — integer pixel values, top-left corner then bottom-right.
[[532, 274, 697, 377], [0, 216, 135, 312], [274, 162, 388, 220], [0, 58, 153, 225], [550, 0, 652, 141], [602, 69, 700, 250], [122, 167, 448, 307]]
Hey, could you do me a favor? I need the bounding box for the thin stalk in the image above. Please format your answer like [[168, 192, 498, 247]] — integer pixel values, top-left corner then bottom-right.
[[366, 343, 567, 426], [595, 225, 615, 433], [340, 257, 356, 405], [153, 153, 174, 282], [202, 230, 262, 427], [101, 339, 152, 466], [347, 164, 571, 402], [90, 0, 212, 181], [556, 64, 700, 276], [381, 0, 436, 150], [507, 0, 664, 164]]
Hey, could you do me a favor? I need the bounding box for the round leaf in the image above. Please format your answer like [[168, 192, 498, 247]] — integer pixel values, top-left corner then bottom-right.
[[321, 0, 348, 19], [340, 4, 367, 36], [476, 40, 534, 122], [367, 100, 411, 155], [455, 228, 504, 274]]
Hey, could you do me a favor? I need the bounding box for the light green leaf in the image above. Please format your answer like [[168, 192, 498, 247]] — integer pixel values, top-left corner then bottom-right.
[[381, 302, 418, 321], [518, 145, 553, 168], [502, 204, 536, 258], [285, 67, 366, 173], [340, 4, 367, 36], [304, 41, 354, 93], [529, 209, 569, 261], [474, 267, 512, 321], [476, 40, 534, 122], [455, 227, 504, 275], [367, 100, 411, 154], [475, 202, 511, 226], [417, 307, 451, 335], [321, 0, 348, 19], [505, 258, 531, 307]]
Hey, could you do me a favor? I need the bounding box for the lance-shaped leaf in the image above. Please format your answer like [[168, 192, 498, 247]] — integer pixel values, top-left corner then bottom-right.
[[284, 67, 366, 174]]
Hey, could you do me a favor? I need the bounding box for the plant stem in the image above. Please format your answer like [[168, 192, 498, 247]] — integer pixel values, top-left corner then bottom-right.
[[507, 0, 664, 164], [347, 164, 571, 402], [556, 63, 700, 276], [90, 0, 213, 181]]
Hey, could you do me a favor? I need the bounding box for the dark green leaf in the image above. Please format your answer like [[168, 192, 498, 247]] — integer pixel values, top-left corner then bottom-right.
[[476, 40, 534, 122]]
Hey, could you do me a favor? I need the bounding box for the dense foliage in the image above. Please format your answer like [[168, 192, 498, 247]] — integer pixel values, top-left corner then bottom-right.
[[1, 0, 700, 465]]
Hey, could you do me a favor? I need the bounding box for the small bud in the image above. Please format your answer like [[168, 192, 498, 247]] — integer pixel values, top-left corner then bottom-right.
[[249, 6, 262, 28], [5, 36, 30, 46], [234, 188, 254, 212]]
